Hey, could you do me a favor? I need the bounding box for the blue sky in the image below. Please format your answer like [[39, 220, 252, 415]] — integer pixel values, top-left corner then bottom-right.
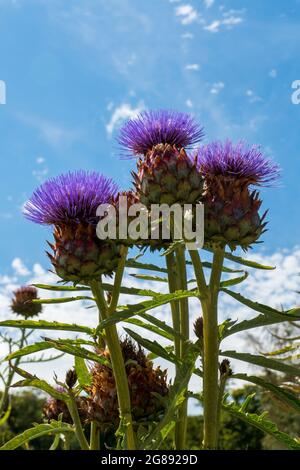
[[0, 0, 300, 274]]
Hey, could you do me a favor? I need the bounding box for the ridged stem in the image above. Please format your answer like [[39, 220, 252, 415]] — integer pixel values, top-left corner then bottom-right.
[[166, 251, 181, 450], [0, 329, 26, 416], [89, 247, 136, 450], [175, 245, 189, 450], [90, 421, 99, 450], [202, 247, 224, 449], [67, 392, 90, 450]]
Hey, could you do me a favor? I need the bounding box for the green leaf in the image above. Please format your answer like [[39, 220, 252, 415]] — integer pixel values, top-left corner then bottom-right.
[[205, 248, 276, 270], [6, 341, 54, 360], [261, 344, 300, 357], [223, 401, 300, 450], [130, 274, 168, 283], [0, 422, 73, 450], [96, 290, 199, 333], [0, 320, 95, 335], [33, 296, 93, 304], [12, 367, 69, 401], [220, 272, 248, 288], [75, 356, 92, 388], [126, 258, 167, 273], [160, 240, 185, 257], [102, 282, 158, 297], [124, 328, 177, 363], [32, 283, 90, 292], [0, 404, 11, 427], [221, 350, 300, 376], [139, 312, 183, 339], [39, 339, 109, 367], [232, 373, 300, 413], [124, 318, 173, 341], [7, 338, 95, 361], [187, 260, 244, 274], [221, 288, 300, 319]]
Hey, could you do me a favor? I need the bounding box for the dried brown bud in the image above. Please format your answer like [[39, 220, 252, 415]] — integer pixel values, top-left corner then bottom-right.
[[194, 317, 203, 340], [11, 286, 42, 318], [219, 359, 232, 377], [85, 337, 168, 427], [65, 369, 77, 389]]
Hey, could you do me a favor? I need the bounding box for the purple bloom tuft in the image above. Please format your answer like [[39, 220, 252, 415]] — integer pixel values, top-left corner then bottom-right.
[[118, 109, 204, 156], [23, 170, 118, 226], [196, 140, 280, 186]]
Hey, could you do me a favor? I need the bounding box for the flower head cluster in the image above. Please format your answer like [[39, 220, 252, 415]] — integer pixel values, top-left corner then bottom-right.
[[197, 140, 280, 187], [118, 109, 204, 156], [11, 286, 42, 318], [23, 170, 118, 226]]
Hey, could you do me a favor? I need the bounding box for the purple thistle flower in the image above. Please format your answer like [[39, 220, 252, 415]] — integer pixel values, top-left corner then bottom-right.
[[196, 140, 280, 186], [23, 170, 118, 226], [118, 109, 204, 156]]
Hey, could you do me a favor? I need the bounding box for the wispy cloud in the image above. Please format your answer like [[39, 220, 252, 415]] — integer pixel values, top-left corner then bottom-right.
[[175, 4, 199, 25], [15, 113, 83, 148], [210, 81, 225, 94], [11, 258, 30, 276], [185, 63, 200, 71], [203, 0, 214, 8], [105, 102, 144, 137]]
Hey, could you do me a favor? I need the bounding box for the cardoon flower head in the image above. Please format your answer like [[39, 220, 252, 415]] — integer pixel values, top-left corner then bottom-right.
[[23, 170, 118, 226], [23, 171, 121, 282], [124, 110, 204, 211], [198, 140, 279, 251], [118, 109, 204, 156], [197, 140, 280, 186], [11, 286, 42, 318]]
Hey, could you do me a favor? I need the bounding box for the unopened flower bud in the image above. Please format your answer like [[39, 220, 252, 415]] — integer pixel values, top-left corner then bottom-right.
[[65, 369, 77, 389], [219, 359, 232, 377], [194, 317, 203, 340]]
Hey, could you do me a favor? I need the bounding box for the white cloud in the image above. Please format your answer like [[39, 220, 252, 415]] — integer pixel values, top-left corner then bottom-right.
[[185, 63, 200, 71], [185, 99, 194, 108], [210, 81, 225, 94], [203, 13, 243, 33], [15, 113, 82, 148], [245, 89, 263, 103], [203, 19, 221, 33], [11, 258, 30, 276], [175, 4, 199, 25], [222, 16, 243, 27], [203, 0, 214, 7], [269, 68, 277, 78], [105, 102, 144, 136], [181, 32, 194, 39]]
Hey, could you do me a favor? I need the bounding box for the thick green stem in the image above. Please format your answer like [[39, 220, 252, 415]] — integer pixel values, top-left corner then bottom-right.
[[202, 247, 224, 449], [165, 252, 181, 361], [0, 329, 26, 416], [90, 249, 136, 450], [175, 246, 189, 450], [90, 421, 99, 450], [67, 393, 90, 450]]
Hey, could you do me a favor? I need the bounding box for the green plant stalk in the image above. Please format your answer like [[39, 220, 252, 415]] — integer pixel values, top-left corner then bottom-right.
[[67, 393, 90, 450], [175, 246, 189, 450], [166, 251, 181, 450], [89, 247, 136, 450], [202, 247, 225, 449], [216, 374, 227, 446], [165, 252, 181, 361], [0, 329, 26, 416], [90, 421, 99, 450]]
